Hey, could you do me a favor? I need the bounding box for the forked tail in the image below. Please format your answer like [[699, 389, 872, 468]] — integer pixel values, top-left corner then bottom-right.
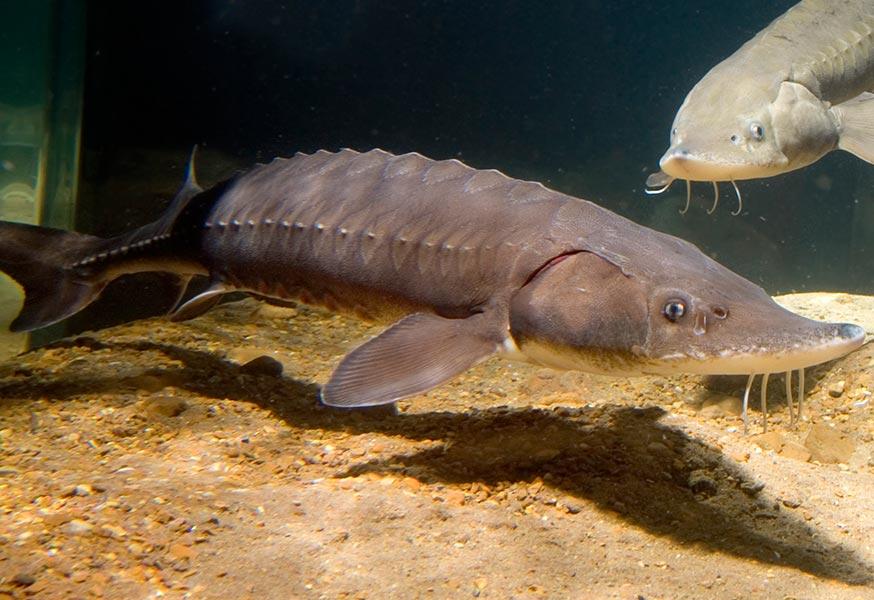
[[0, 221, 107, 332]]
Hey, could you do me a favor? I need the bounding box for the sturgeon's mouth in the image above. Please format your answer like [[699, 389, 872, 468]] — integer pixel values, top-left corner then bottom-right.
[[650, 323, 865, 376], [657, 146, 787, 182]]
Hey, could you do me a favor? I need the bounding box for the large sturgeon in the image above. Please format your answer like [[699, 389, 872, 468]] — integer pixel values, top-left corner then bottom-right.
[[648, 0, 874, 213], [0, 149, 864, 418]]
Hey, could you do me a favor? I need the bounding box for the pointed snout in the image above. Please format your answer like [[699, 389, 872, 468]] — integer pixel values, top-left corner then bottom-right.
[[839, 323, 865, 344], [666, 318, 866, 376], [659, 146, 715, 181], [658, 143, 786, 182]]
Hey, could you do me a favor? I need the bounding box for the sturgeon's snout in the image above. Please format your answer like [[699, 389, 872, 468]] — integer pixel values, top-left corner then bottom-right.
[[668, 317, 866, 376], [839, 323, 865, 343], [659, 146, 722, 181], [658, 146, 766, 182]]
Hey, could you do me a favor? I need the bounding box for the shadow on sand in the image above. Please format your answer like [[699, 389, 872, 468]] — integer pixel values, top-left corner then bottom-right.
[[1, 335, 871, 586]]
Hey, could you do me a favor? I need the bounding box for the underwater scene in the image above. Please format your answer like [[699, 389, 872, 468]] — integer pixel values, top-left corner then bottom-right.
[[2, 1, 874, 598]]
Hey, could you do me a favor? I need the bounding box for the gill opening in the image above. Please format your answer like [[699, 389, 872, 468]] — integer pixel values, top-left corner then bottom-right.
[[520, 250, 585, 288], [741, 369, 805, 435]]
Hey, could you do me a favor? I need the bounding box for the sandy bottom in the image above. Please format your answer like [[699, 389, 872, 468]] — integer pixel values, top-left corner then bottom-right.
[[0, 295, 873, 599]]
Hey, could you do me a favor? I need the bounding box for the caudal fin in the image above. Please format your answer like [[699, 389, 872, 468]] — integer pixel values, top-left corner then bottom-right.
[[0, 221, 107, 332]]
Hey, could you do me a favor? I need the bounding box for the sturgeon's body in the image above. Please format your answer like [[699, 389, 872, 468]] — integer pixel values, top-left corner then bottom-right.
[[0, 149, 864, 408], [650, 0, 874, 191]]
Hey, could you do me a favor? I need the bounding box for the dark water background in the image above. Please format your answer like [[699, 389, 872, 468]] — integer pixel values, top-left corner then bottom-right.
[[75, 0, 874, 329]]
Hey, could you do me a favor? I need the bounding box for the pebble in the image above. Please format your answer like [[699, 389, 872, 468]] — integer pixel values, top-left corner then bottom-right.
[[828, 380, 846, 398], [146, 396, 189, 418], [752, 432, 784, 453], [63, 519, 94, 536], [646, 442, 670, 455], [563, 501, 583, 515], [169, 543, 196, 560], [67, 484, 93, 497], [804, 424, 855, 464], [687, 472, 718, 497], [239, 356, 284, 377], [739, 481, 765, 497], [779, 442, 811, 463], [254, 303, 298, 319], [100, 524, 127, 540], [698, 393, 742, 417], [781, 497, 802, 509], [12, 572, 36, 587]]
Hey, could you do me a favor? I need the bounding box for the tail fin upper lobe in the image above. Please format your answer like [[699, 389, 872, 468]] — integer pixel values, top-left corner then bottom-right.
[[0, 221, 106, 332]]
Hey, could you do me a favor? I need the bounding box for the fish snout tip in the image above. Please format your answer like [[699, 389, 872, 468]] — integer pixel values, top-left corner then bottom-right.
[[838, 323, 865, 345], [658, 147, 691, 177]]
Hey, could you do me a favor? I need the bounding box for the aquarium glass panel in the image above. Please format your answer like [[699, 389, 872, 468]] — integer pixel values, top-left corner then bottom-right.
[[0, 0, 85, 358]]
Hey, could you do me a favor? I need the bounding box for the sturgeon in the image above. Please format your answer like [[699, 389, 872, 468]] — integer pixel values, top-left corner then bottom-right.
[[0, 149, 864, 418], [648, 0, 874, 212]]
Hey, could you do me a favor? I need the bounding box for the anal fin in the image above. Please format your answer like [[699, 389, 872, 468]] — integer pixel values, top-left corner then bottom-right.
[[321, 311, 503, 407], [835, 92, 874, 164]]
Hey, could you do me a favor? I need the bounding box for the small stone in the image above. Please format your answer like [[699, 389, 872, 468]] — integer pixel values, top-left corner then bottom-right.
[[563, 501, 583, 515], [849, 445, 871, 470], [444, 490, 465, 507], [67, 484, 93, 497], [739, 481, 765, 496], [699, 393, 742, 417], [254, 303, 298, 320], [239, 355, 284, 377], [781, 497, 802, 509], [805, 424, 855, 464], [146, 396, 188, 418], [169, 543, 196, 560], [780, 442, 811, 462], [63, 519, 94, 536], [12, 573, 36, 587], [752, 431, 784, 453], [473, 577, 488, 596], [727, 449, 750, 463], [687, 471, 718, 497], [828, 380, 846, 398], [401, 477, 421, 491], [127, 373, 175, 393], [42, 512, 73, 527], [99, 524, 127, 540], [646, 442, 670, 455]]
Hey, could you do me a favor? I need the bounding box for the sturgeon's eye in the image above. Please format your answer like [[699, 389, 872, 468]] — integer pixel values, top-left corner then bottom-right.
[[750, 122, 765, 140], [663, 300, 686, 322]]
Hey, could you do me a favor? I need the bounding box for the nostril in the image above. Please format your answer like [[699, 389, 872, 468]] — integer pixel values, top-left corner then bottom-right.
[[673, 147, 690, 158], [712, 306, 728, 319]]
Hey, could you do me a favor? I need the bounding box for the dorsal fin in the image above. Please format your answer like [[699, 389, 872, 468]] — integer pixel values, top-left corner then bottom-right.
[[174, 145, 204, 208], [153, 146, 206, 236]]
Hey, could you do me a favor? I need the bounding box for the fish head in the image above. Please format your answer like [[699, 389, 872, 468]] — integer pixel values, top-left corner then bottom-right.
[[657, 77, 791, 182], [509, 241, 864, 376], [654, 58, 842, 186]]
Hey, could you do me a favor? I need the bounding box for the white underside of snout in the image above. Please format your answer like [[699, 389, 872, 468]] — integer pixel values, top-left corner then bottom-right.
[[651, 330, 865, 375], [505, 328, 865, 377]]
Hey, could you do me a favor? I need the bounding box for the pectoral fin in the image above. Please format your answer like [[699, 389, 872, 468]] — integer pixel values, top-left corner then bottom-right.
[[834, 92, 874, 164], [321, 311, 502, 407], [169, 281, 228, 321]]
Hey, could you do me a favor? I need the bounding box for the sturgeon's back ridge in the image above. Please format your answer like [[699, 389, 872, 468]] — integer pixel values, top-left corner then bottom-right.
[[194, 148, 599, 318]]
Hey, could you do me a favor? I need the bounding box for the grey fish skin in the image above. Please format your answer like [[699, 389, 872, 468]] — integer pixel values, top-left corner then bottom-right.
[[652, 0, 874, 187], [0, 149, 864, 407]]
